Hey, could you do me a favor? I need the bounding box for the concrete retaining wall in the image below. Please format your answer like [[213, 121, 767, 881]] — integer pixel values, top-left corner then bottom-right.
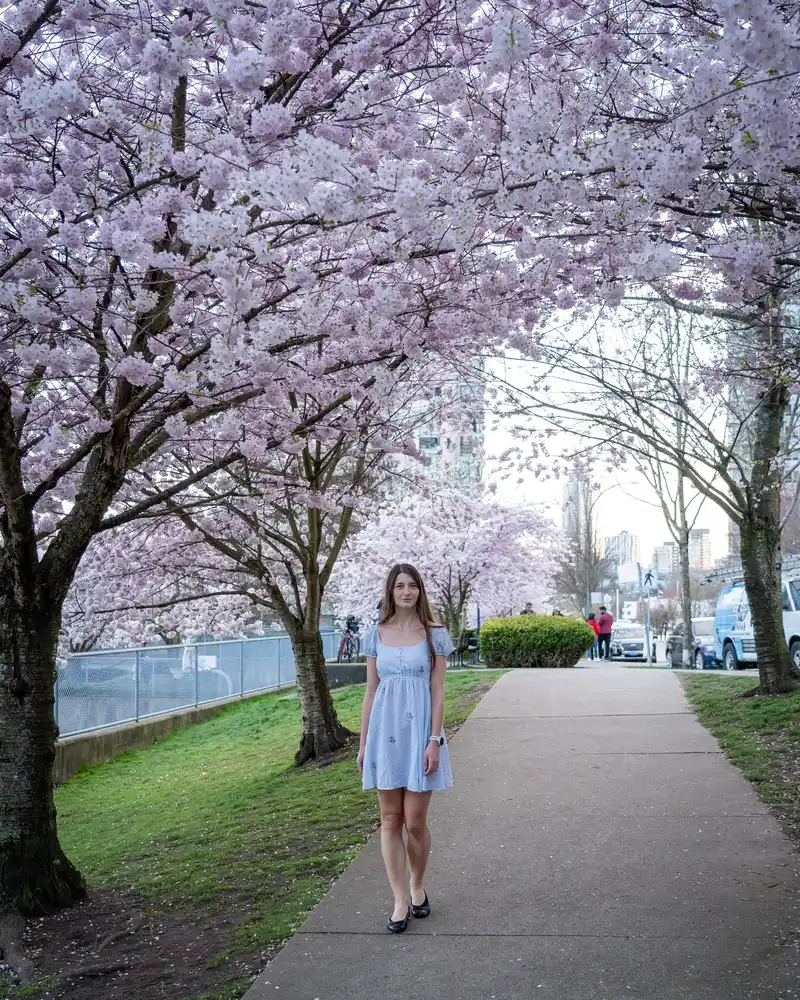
[[325, 662, 367, 688], [54, 664, 367, 785], [54, 691, 277, 785]]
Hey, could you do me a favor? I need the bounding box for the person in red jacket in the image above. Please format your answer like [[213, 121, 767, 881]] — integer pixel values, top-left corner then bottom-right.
[[585, 613, 600, 659], [597, 606, 614, 660]]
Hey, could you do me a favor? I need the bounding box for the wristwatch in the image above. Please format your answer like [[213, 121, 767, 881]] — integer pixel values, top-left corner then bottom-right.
[[429, 735, 444, 747]]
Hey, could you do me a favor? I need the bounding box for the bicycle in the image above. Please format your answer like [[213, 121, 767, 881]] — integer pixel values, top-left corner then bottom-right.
[[337, 630, 360, 663]]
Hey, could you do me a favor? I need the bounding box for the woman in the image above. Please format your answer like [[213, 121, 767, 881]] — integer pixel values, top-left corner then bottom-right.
[[358, 563, 454, 934], [586, 612, 600, 660]]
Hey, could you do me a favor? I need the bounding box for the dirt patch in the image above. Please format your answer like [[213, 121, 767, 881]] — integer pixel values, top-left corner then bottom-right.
[[303, 734, 360, 771], [753, 730, 800, 844], [2, 889, 268, 1000], [450, 681, 495, 720]]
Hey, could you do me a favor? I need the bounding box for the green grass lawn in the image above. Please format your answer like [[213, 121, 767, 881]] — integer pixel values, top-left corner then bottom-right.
[[27, 670, 503, 1000], [681, 674, 800, 843]]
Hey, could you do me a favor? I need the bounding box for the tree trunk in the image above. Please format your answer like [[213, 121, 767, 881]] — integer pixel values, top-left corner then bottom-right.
[[675, 474, 693, 668], [740, 515, 795, 694], [739, 347, 796, 694], [0, 598, 86, 917], [440, 600, 463, 638], [678, 537, 693, 667], [291, 626, 352, 765]]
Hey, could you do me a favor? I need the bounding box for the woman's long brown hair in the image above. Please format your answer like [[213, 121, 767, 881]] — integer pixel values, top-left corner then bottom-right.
[[379, 563, 442, 667]]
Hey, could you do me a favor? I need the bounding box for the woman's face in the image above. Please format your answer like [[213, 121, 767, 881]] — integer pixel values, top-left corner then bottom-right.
[[393, 572, 420, 610]]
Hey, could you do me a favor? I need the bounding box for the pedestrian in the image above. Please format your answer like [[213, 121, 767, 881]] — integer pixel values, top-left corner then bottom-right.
[[586, 612, 600, 659], [597, 605, 614, 660], [358, 563, 454, 934], [520, 601, 534, 615]]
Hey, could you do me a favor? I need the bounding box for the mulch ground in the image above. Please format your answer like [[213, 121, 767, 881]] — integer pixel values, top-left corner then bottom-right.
[[1, 888, 271, 1000]]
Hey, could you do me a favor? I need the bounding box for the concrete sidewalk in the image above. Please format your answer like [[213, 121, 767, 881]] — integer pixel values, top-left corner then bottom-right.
[[246, 665, 800, 1000]]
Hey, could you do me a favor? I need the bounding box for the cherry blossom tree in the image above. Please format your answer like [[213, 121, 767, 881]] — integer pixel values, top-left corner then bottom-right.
[[66, 429, 377, 762], [63, 365, 459, 763], [332, 490, 557, 634], [4, 0, 800, 961], [62, 547, 258, 653], [471, 0, 800, 689], [1, 0, 547, 930]]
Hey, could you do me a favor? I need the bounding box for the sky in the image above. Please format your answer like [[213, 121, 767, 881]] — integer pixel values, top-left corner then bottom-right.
[[486, 422, 730, 564], [482, 352, 732, 569]]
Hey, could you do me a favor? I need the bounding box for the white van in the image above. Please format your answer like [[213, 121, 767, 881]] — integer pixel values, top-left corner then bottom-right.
[[714, 578, 800, 670]]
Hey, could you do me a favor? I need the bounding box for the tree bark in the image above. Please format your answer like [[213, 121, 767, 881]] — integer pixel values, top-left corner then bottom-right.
[[740, 514, 795, 694], [678, 536, 693, 667], [0, 372, 134, 931], [440, 597, 465, 638], [288, 509, 353, 764], [676, 475, 693, 668], [291, 625, 352, 764], [739, 353, 796, 694], [0, 598, 86, 916]]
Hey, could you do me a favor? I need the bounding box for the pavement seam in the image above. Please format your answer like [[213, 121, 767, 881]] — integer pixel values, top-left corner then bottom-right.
[[548, 750, 723, 756], [471, 712, 695, 719], [442, 811, 770, 815], [294, 931, 783, 941]]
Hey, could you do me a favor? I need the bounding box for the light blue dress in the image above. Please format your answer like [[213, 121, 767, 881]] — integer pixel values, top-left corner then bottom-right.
[[361, 624, 454, 792]]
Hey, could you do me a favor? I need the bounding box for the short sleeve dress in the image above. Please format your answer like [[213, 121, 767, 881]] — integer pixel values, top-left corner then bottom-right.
[[361, 625, 455, 792]]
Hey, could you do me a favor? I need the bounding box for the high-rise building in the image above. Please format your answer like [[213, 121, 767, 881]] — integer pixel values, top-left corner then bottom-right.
[[604, 530, 639, 566], [414, 378, 485, 489], [561, 468, 591, 537], [688, 528, 712, 571], [653, 541, 678, 576]]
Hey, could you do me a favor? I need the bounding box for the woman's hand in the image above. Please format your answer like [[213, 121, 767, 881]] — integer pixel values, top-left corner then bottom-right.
[[423, 740, 440, 776], [357, 746, 365, 772]]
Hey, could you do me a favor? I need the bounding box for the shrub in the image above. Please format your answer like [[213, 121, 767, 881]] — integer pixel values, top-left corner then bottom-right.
[[479, 614, 596, 669]]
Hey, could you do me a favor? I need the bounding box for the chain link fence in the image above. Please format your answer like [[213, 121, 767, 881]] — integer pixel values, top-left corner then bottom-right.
[[56, 631, 341, 738]]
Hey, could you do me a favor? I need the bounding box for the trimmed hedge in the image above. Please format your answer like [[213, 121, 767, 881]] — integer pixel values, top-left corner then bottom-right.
[[479, 614, 596, 669]]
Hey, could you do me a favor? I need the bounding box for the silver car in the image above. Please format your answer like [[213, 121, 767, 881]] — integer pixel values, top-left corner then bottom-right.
[[610, 625, 655, 662]]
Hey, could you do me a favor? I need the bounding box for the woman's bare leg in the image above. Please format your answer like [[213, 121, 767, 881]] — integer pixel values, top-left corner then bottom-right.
[[378, 789, 408, 920], [404, 790, 433, 906]]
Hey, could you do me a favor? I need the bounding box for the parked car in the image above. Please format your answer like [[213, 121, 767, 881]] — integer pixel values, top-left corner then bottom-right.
[[665, 617, 716, 670], [714, 578, 800, 670], [610, 625, 655, 662]]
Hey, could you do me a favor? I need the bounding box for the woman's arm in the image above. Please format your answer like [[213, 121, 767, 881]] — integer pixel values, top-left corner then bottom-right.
[[429, 654, 446, 736], [424, 654, 447, 776], [357, 656, 379, 770]]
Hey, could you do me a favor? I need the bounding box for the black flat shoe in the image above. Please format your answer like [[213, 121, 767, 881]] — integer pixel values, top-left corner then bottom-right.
[[410, 892, 430, 919], [387, 907, 410, 933]]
